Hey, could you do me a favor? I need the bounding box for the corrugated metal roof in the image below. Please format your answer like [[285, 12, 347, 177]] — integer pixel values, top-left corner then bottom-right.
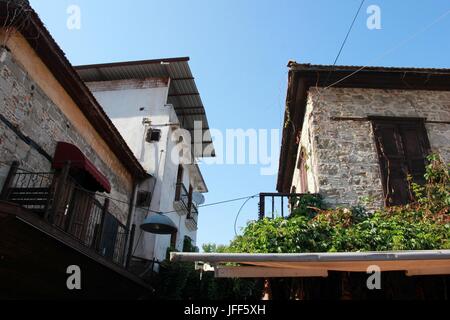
[[288, 61, 450, 74], [75, 58, 214, 157]]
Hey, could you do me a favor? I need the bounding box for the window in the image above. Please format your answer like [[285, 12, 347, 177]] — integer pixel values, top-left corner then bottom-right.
[[175, 164, 184, 201], [187, 184, 194, 218], [297, 148, 308, 193], [136, 191, 152, 208], [371, 117, 431, 206], [145, 128, 161, 143]]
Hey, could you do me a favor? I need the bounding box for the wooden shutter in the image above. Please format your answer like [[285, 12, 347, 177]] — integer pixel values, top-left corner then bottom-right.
[[371, 117, 430, 206], [99, 213, 119, 259]]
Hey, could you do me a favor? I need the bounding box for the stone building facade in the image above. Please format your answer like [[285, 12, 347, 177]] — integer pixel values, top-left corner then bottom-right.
[[278, 63, 450, 210], [0, 50, 129, 204], [0, 2, 153, 297], [0, 26, 148, 223]]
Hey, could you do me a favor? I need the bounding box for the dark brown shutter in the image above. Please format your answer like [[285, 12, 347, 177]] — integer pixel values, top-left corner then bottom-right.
[[371, 117, 430, 206], [398, 123, 429, 185]]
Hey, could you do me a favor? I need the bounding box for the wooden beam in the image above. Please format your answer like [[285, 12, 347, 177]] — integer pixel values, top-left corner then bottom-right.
[[171, 77, 195, 81], [330, 116, 369, 122], [330, 116, 450, 124], [177, 112, 206, 116], [215, 266, 328, 278], [406, 267, 450, 276], [174, 106, 204, 111], [168, 93, 200, 97]]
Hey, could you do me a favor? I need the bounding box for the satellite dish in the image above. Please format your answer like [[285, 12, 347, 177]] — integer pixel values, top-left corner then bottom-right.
[[192, 192, 205, 206]]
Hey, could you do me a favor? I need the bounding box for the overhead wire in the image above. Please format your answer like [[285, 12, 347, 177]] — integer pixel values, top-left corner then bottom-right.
[[333, 0, 366, 67], [325, 8, 450, 90], [233, 194, 259, 236]]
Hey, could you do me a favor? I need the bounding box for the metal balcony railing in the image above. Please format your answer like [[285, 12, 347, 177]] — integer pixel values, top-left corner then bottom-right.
[[0, 162, 130, 266], [175, 182, 190, 210], [258, 192, 320, 220], [175, 183, 198, 228]]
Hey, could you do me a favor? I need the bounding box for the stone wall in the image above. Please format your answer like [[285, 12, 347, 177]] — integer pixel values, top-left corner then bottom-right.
[[294, 87, 450, 210], [292, 94, 320, 194], [0, 49, 131, 223]]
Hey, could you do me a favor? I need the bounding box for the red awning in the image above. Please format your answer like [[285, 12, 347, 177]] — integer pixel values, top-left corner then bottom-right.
[[52, 142, 112, 193]]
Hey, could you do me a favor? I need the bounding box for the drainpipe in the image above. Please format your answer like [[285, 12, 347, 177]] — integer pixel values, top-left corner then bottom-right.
[[123, 182, 138, 267]]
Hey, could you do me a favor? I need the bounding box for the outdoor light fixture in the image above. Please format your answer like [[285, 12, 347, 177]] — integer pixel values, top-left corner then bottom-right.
[[140, 213, 177, 235]]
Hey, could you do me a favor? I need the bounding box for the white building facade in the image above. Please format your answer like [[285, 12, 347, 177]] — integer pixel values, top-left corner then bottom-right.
[[76, 58, 214, 263]]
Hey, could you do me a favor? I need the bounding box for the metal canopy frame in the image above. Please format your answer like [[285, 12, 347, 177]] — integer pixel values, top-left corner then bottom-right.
[[171, 250, 450, 278]]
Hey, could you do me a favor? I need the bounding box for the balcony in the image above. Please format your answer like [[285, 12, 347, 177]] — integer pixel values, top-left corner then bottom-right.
[[0, 162, 130, 266], [174, 183, 198, 231], [258, 192, 321, 220], [185, 203, 198, 231]]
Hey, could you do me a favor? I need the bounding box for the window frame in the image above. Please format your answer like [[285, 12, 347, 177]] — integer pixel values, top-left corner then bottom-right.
[[369, 116, 431, 206]]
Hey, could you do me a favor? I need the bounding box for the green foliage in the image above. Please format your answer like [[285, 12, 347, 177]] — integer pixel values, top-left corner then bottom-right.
[[156, 241, 262, 300], [155, 155, 449, 300], [154, 257, 262, 300], [202, 243, 228, 253], [183, 236, 199, 253], [230, 155, 449, 254], [230, 205, 449, 254], [410, 154, 450, 211], [290, 193, 324, 219]]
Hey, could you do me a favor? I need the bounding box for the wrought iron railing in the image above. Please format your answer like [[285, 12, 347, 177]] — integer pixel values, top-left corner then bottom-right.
[[175, 183, 189, 207], [0, 162, 130, 266], [258, 193, 320, 220], [0, 167, 54, 215], [175, 182, 198, 223], [189, 203, 198, 223]]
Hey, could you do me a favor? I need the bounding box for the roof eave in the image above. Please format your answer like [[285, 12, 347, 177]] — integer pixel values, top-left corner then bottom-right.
[[0, 2, 149, 181]]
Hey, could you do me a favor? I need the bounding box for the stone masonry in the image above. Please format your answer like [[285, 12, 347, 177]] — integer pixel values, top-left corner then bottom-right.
[[292, 87, 450, 210], [0, 49, 130, 223]]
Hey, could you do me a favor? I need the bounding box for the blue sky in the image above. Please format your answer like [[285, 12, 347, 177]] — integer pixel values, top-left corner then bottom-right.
[[30, 0, 450, 248]]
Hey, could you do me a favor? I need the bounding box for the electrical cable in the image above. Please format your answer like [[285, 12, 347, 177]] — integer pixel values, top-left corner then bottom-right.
[[234, 194, 259, 236], [0, 160, 262, 218], [325, 8, 450, 90], [333, 0, 366, 67], [324, 0, 365, 87]]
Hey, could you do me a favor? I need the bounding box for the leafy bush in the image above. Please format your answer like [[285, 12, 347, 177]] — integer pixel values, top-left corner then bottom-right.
[[154, 259, 262, 300], [290, 193, 324, 219], [410, 154, 450, 212], [230, 155, 449, 253]]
